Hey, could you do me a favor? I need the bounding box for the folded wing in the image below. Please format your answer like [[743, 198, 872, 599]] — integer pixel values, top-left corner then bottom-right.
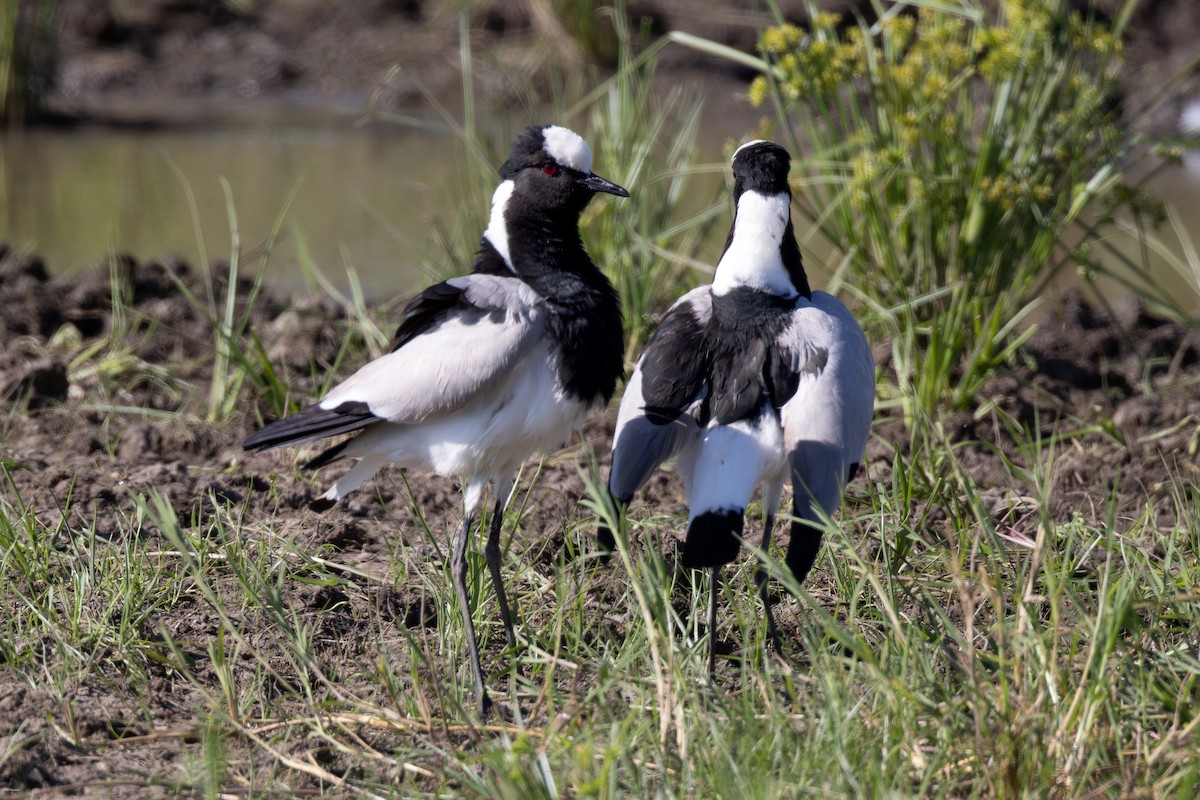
[[608, 287, 712, 502], [244, 274, 546, 453]]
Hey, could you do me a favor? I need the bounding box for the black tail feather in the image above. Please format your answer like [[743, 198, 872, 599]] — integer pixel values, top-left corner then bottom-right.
[[243, 401, 378, 452], [683, 509, 743, 568], [785, 517, 823, 586], [596, 520, 617, 554], [309, 496, 337, 512]]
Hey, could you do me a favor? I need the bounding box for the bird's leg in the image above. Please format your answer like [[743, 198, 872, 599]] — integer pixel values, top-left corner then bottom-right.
[[451, 510, 489, 715], [595, 488, 623, 557], [708, 566, 720, 680], [758, 512, 783, 655], [484, 492, 518, 652]]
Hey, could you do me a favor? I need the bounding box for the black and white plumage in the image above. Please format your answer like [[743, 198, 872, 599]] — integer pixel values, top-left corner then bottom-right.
[[602, 140, 874, 670], [244, 124, 628, 712]]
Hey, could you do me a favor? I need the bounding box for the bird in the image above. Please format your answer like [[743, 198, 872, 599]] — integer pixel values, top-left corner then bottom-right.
[[243, 124, 628, 713], [601, 139, 874, 674]]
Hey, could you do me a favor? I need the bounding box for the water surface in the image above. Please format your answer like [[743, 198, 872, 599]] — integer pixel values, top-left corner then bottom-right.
[[1, 121, 466, 296], [3, 119, 1198, 313]]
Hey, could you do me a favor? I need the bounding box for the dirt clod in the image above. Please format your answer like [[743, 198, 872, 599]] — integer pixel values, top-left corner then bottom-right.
[[1, 245, 1199, 792]]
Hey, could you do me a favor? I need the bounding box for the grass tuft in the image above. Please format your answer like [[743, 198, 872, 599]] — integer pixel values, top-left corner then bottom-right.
[[676, 0, 1198, 444]]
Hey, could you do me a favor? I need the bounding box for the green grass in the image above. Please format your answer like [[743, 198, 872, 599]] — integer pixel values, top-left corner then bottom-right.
[[0, 0, 58, 124], [674, 0, 1198, 444], [3, 419, 1200, 796], [3, 1, 1200, 795]]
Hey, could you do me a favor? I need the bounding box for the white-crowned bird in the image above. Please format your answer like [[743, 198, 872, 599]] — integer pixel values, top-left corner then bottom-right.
[[244, 124, 628, 712], [601, 139, 874, 673]]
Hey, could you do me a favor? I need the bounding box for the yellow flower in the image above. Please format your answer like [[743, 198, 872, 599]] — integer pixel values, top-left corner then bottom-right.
[[853, 152, 878, 182], [908, 176, 926, 200], [881, 15, 915, 49], [748, 76, 768, 107], [814, 11, 842, 31], [760, 24, 803, 55], [924, 73, 948, 97]]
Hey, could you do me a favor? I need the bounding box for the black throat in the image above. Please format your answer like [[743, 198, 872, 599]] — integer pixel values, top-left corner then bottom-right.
[[779, 216, 812, 300], [503, 215, 625, 406]]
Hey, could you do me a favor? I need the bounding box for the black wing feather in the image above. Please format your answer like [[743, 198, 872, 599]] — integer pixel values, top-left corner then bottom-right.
[[243, 400, 378, 452], [710, 337, 768, 424], [640, 304, 709, 424], [391, 281, 469, 352], [765, 341, 826, 411]]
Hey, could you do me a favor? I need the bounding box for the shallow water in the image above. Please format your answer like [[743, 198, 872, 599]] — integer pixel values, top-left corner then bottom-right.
[[1, 120, 469, 297], [2, 118, 1198, 312]]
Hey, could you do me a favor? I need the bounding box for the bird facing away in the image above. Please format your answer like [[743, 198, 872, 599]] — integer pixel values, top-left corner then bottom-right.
[[602, 139, 874, 673], [244, 124, 628, 713]]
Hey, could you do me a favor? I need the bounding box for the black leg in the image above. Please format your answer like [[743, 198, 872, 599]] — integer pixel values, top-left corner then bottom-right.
[[451, 512, 489, 715], [707, 566, 719, 679], [757, 512, 783, 654], [785, 517, 824, 587], [484, 496, 518, 651], [595, 487, 624, 559]]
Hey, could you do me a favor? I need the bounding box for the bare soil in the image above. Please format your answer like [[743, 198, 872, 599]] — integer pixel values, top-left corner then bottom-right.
[[5, 0, 1200, 794], [36, 0, 1200, 131], [1, 245, 1198, 793]]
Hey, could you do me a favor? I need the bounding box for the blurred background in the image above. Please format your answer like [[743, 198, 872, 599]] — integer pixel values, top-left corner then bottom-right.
[[1, 0, 1198, 302]]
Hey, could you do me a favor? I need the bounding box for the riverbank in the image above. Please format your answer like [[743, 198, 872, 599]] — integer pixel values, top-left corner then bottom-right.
[[34, 0, 1200, 133]]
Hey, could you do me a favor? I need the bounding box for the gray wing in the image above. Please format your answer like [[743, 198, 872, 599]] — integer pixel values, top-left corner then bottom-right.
[[778, 292, 875, 512], [320, 274, 546, 423], [608, 287, 712, 502]]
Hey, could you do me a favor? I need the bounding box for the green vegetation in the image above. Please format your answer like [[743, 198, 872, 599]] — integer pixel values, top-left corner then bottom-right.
[[575, 17, 724, 360], [3, 421, 1199, 795], [0, 0, 57, 124], [3, 0, 1200, 796], [677, 0, 1194, 442], [374, 6, 721, 361]]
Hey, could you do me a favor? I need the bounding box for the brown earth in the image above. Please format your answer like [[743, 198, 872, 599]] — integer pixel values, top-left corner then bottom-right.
[[5, 0, 1200, 794], [29, 0, 1200, 131], [1, 244, 1199, 792]]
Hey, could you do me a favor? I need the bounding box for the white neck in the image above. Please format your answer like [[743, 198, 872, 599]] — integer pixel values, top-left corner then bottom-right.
[[483, 180, 516, 270], [712, 191, 797, 298]]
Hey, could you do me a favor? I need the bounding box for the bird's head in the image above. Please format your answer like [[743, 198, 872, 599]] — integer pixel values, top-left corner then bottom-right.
[[498, 125, 629, 217], [729, 140, 793, 205], [712, 139, 810, 299]]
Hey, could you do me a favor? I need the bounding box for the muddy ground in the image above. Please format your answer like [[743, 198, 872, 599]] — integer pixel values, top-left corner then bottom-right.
[[1, 245, 1198, 792], [5, 0, 1200, 794], [31, 0, 1200, 131]]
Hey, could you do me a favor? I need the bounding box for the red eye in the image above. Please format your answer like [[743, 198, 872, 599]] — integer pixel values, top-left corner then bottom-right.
[[733, 170, 740, 180], [542, 163, 558, 176]]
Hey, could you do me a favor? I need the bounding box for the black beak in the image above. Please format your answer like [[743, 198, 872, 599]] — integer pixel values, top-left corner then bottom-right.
[[578, 172, 630, 197]]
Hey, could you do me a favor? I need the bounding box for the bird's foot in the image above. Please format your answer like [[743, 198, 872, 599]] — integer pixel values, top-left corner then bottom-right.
[[477, 687, 494, 718]]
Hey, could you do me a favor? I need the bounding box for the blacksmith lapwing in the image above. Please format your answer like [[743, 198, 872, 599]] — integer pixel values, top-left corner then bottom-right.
[[602, 139, 874, 673], [244, 124, 628, 712]]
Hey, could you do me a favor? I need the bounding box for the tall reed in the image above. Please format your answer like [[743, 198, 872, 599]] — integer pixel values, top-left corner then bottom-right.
[[375, 7, 722, 363], [676, 0, 1173, 439], [0, 0, 58, 124]]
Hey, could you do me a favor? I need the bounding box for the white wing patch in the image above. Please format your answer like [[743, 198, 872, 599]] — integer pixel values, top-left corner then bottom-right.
[[543, 126, 592, 173], [712, 191, 798, 299], [483, 180, 516, 270]]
